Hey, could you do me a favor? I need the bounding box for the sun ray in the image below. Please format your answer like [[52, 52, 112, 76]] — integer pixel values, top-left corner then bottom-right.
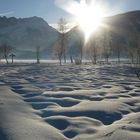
[[55, 0, 108, 42], [75, 0, 107, 42]]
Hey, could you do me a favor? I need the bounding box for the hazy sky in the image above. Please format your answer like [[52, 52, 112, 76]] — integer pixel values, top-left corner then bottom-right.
[[0, 0, 140, 24]]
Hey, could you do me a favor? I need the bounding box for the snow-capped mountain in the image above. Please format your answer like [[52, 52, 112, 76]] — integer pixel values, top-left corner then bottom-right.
[[0, 16, 59, 58]]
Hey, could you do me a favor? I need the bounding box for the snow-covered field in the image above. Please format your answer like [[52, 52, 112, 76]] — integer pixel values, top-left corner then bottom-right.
[[0, 64, 140, 140]]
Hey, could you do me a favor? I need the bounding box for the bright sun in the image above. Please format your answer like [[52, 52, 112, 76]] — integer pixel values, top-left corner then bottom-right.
[[70, 0, 106, 42], [56, 0, 107, 42]]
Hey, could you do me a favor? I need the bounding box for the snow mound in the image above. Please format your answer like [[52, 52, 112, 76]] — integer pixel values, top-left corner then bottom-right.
[[0, 64, 140, 140]]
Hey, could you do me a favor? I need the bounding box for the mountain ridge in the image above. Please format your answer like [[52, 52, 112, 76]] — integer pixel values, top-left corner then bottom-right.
[[0, 16, 60, 58], [0, 10, 140, 59]]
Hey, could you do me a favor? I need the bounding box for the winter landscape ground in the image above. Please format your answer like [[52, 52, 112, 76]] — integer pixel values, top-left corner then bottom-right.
[[1, 0, 140, 139], [0, 63, 140, 140]]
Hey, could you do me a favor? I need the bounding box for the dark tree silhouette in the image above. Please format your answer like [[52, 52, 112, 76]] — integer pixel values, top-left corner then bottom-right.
[[36, 46, 40, 64], [111, 34, 125, 64], [76, 30, 85, 64], [0, 43, 15, 64], [70, 56, 73, 63], [53, 40, 63, 65], [133, 32, 140, 64], [87, 38, 98, 64], [58, 18, 67, 64], [9, 53, 16, 64], [102, 31, 112, 64]]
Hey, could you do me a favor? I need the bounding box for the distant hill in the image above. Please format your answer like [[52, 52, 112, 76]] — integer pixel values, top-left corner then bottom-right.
[[0, 11, 140, 59], [104, 10, 140, 40], [0, 16, 59, 58], [67, 10, 140, 58]]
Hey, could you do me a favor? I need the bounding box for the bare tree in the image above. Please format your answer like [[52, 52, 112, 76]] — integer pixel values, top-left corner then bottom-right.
[[36, 46, 40, 64], [0, 49, 3, 62], [135, 33, 140, 64], [87, 38, 98, 64], [102, 31, 112, 64], [0, 43, 15, 64], [9, 53, 16, 64], [58, 18, 67, 63], [111, 34, 125, 64], [116, 45, 121, 64], [128, 22, 140, 64], [79, 36, 84, 64], [125, 34, 137, 64], [53, 40, 63, 65], [127, 47, 136, 64], [75, 30, 85, 64], [70, 56, 73, 63]]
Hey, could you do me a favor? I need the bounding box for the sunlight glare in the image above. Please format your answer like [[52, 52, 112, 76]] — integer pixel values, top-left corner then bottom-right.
[[67, 0, 106, 42], [55, 0, 108, 42], [70, 0, 107, 42]]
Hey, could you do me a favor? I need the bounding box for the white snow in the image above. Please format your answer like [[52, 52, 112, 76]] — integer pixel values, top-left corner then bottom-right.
[[0, 64, 140, 140]]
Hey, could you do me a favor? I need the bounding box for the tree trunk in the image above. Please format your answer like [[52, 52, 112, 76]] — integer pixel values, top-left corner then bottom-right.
[[106, 55, 109, 64], [37, 58, 40, 64], [80, 48, 83, 64], [12, 56, 13, 64], [64, 53, 66, 63], [131, 55, 134, 64], [5, 55, 8, 64], [59, 56, 62, 65], [118, 53, 120, 64], [70, 56, 73, 63]]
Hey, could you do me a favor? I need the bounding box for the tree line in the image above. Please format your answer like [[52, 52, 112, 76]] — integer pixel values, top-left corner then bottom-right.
[[53, 18, 140, 65], [0, 18, 140, 65], [0, 43, 15, 64]]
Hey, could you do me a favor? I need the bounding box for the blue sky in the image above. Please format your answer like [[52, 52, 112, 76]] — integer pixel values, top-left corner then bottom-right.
[[0, 0, 140, 24]]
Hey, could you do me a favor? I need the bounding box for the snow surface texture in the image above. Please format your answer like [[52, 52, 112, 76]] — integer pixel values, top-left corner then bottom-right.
[[0, 64, 140, 140]]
